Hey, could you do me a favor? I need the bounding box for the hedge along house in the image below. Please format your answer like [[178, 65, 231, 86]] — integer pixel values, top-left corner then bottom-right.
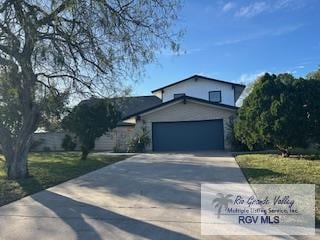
[[32, 75, 245, 152]]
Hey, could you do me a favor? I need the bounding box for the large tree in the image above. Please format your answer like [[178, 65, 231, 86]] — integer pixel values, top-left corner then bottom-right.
[[0, 0, 181, 179], [234, 72, 320, 156]]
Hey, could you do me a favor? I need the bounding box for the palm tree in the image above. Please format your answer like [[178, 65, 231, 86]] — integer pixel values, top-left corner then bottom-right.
[[212, 193, 233, 218]]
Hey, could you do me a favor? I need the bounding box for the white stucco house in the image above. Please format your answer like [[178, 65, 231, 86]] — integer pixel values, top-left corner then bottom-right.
[[33, 75, 245, 152]]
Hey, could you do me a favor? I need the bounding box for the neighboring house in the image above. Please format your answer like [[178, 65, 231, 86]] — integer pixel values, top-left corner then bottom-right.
[[32, 75, 245, 152]]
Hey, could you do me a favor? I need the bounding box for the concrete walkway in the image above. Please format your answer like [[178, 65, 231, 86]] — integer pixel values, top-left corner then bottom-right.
[[0, 153, 317, 239]]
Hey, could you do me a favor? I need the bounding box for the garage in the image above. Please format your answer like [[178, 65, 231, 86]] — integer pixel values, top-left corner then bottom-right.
[[152, 119, 224, 151]]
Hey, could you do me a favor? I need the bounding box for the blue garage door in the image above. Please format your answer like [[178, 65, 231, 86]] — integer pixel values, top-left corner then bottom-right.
[[152, 119, 224, 151]]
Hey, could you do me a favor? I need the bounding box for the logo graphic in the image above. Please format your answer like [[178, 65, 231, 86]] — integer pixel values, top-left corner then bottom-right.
[[202, 184, 315, 235], [212, 193, 233, 218]]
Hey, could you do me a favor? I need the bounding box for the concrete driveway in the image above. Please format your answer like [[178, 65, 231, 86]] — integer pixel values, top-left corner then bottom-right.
[[0, 153, 316, 239]]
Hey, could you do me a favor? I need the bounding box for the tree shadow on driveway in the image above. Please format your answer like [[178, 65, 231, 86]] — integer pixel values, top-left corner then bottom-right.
[[30, 190, 197, 240], [2, 153, 247, 239], [73, 155, 248, 208]]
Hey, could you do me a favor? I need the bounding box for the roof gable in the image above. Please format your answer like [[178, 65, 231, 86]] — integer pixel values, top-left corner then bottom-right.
[[122, 95, 237, 120], [151, 75, 245, 93]]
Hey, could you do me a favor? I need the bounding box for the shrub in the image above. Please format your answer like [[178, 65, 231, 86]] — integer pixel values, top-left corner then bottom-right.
[[30, 138, 45, 151], [62, 99, 120, 160], [226, 117, 248, 151], [127, 125, 150, 153], [113, 140, 126, 153], [61, 134, 77, 151], [42, 146, 51, 152]]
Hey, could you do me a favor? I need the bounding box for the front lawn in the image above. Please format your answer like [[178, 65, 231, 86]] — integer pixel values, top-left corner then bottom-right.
[[0, 152, 128, 206], [235, 154, 320, 225]]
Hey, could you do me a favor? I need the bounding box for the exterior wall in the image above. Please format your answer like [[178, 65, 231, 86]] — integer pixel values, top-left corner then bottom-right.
[[154, 77, 235, 106], [136, 100, 236, 151], [109, 126, 135, 151], [31, 126, 134, 152], [153, 91, 162, 100], [31, 132, 68, 151], [94, 131, 117, 151], [123, 117, 136, 124]]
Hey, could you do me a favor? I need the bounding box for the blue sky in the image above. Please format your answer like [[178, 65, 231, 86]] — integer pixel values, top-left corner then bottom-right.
[[132, 0, 320, 96]]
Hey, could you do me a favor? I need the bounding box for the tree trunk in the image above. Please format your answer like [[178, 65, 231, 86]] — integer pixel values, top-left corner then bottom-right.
[[81, 147, 89, 160], [280, 149, 290, 157], [276, 145, 291, 158], [6, 144, 30, 179], [2, 125, 35, 179], [0, 105, 39, 179]]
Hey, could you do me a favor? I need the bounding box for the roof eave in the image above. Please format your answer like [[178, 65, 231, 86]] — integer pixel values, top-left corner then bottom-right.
[[151, 74, 246, 93], [121, 96, 237, 120]]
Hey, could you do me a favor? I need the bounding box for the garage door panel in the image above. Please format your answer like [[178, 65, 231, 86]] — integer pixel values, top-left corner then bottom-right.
[[152, 120, 224, 151]]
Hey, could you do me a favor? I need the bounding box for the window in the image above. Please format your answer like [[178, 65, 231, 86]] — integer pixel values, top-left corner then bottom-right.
[[174, 93, 185, 99], [209, 91, 221, 103]]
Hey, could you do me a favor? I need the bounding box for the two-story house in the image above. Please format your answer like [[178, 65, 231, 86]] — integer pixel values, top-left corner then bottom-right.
[[121, 75, 245, 151], [32, 75, 245, 152]]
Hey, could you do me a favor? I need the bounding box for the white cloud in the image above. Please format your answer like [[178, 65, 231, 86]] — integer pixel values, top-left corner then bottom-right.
[[213, 24, 303, 46], [222, 2, 236, 12], [284, 65, 305, 74], [285, 70, 297, 74], [236, 2, 269, 18], [274, 0, 292, 9], [272, 24, 303, 36], [213, 38, 250, 46], [239, 71, 266, 84], [274, 0, 306, 10], [239, 65, 305, 85], [234, 0, 306, 18]]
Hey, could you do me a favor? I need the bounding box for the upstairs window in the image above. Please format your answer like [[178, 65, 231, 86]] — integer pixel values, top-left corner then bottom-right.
[[174, 93, 185, 99], [209, 91, 221, 103]]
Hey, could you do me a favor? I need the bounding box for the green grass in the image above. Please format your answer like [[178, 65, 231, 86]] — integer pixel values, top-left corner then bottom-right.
[[0, 152, 128, 206], [235, 154, 320, 225]]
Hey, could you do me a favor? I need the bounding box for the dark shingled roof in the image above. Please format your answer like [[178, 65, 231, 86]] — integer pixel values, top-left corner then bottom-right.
[[114, 96, 162, 119], [122, 95, 238, 120], [80, 96, 162, 120]]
